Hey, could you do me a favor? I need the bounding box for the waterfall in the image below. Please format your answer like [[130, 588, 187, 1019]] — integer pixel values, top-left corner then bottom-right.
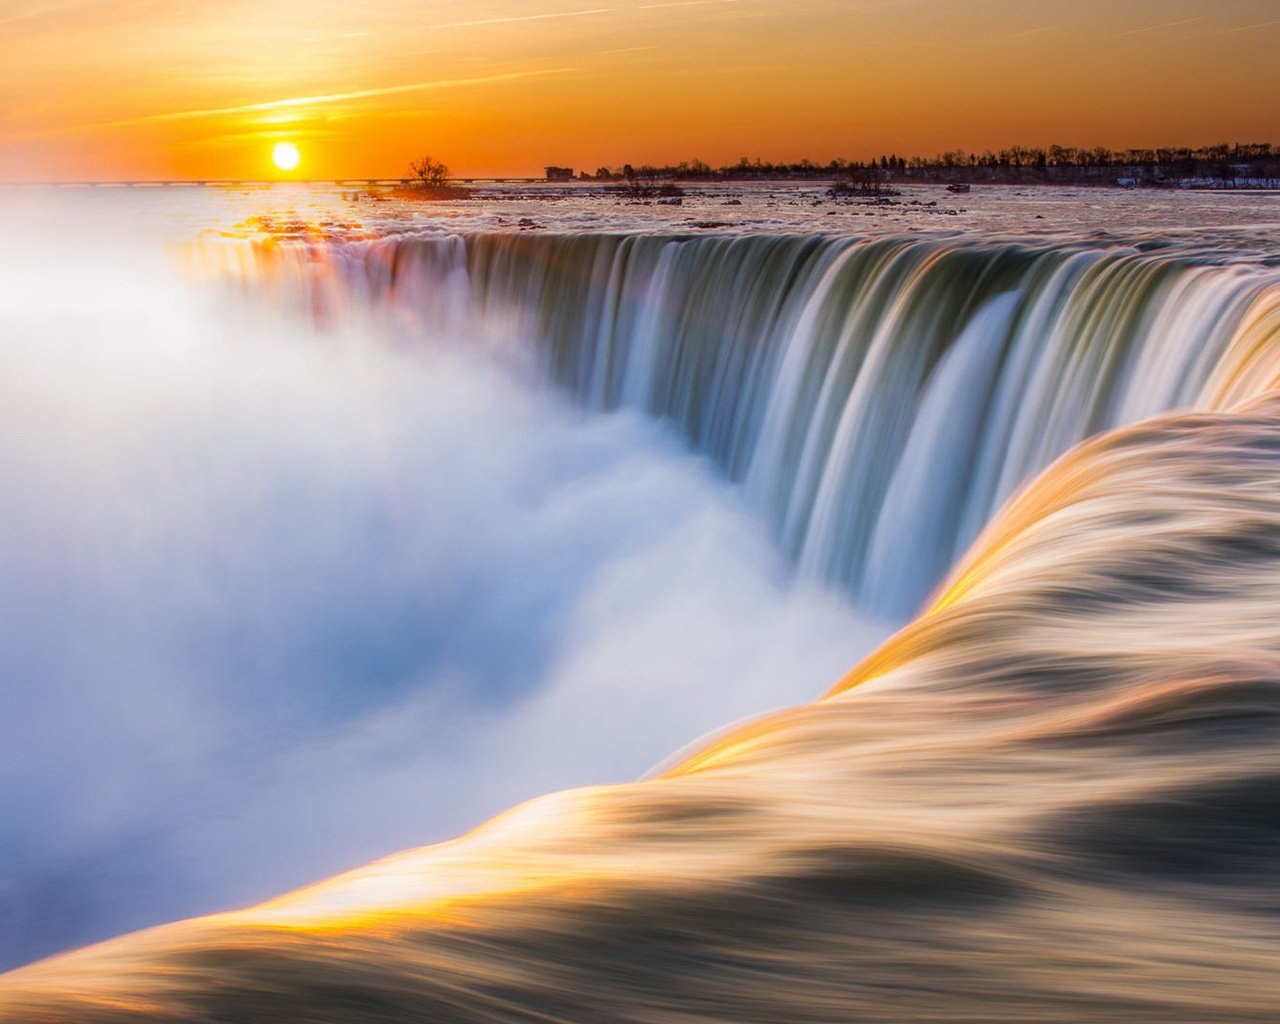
[[7, 223, 1280, 1023], [8, 330, 1280, 1024], [222, 231, 1280, 618]]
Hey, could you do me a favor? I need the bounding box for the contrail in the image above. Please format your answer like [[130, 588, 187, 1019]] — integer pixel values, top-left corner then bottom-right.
[[100, 68, 579, 127], [429, 0, 742, 32], [1, 67, 578, 140], [1116, 16, 1201, 37]]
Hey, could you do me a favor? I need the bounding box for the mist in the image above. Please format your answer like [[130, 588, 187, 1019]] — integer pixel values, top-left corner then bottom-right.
[[0, 197, 887, 968]]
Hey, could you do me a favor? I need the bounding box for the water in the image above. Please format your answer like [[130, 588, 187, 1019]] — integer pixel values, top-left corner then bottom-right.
[[205, 225, 1280, 618], [0, 185, 1278, 1020], [0, 195, 884, 967]]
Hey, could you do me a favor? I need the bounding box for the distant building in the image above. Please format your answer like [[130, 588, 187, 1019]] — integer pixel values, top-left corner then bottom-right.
[[545, 166, 574, 182]]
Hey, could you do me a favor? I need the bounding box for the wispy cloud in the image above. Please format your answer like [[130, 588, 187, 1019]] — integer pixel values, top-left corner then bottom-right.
[[637, 0, 743, 10], [428, 7, 613, 31], [1116, 16, 1201, 37], [0, 3, 70, 27], [1010, 25, 1057, 40], [187, 127, 343, 149], [428, 0, 741, 32], [109, 69, 577, 126], [3, 68, 577, 141], [0, 0, 159, 29], [1221, 18, 1280, 33]]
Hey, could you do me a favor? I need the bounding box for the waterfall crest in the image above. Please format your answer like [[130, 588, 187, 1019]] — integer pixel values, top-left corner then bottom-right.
[[226, 231, 1280, 616]]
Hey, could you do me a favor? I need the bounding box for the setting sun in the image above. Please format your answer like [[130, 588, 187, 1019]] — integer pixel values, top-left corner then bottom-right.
[[272, 142, 300, 172]]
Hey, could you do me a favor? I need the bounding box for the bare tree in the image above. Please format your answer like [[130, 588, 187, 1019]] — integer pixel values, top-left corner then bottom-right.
[[408, 156, 450, 187]]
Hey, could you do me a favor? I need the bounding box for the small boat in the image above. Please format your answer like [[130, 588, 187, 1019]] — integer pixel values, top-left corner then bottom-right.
[[946, 183, 971, 194]]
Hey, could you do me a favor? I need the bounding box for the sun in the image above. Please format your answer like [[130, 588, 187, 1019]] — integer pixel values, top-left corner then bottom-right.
[[272, 141, 301, 172]]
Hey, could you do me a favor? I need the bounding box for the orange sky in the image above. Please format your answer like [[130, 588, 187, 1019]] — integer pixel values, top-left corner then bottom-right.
[[2, 0, 1278, 181]]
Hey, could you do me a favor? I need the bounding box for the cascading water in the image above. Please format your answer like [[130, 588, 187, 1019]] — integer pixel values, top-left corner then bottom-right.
[[228, 231, 1280, 617], [8, 262, 1280, 1024], [7, 198, 1280, 1021]]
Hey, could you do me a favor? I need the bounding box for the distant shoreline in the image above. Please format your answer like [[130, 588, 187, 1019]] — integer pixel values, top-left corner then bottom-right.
[[576, 143, 1280, 192], [570, 172, 1280, 193], [3, 178, 1278, 194]]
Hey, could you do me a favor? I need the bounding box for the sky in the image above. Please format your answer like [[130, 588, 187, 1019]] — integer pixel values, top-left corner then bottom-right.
[[1, 0, 1279, 182]]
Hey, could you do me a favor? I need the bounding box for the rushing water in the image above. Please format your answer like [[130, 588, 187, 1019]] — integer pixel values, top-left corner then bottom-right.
[[211, 229, 1280, 617], [2, 188, 1279, 1020], [0, 201, 884, 970]]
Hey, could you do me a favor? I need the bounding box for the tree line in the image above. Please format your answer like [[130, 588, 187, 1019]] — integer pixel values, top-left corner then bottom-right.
[[584, 143, 1280, 187]]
